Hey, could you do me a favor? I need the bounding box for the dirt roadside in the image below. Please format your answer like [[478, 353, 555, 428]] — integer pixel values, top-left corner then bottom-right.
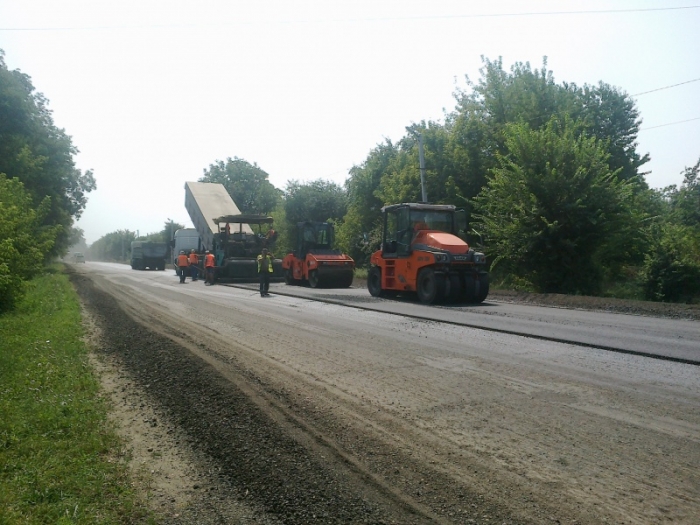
[[72, 269, 699, 524]]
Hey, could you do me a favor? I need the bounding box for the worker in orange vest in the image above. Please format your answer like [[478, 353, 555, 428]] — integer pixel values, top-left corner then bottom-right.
[[176, 250, 189, 283], [204, 250, 216, 285], [188, 249, 199, 281]]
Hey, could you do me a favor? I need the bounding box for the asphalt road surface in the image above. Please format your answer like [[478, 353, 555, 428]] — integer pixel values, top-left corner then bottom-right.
[[72, 262, 700, 524]]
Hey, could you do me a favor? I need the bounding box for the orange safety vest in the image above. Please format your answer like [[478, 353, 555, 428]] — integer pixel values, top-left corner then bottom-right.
[[204, 253, 215, 267], [189, 253, 199, 265], [177, 254, 189, 267]]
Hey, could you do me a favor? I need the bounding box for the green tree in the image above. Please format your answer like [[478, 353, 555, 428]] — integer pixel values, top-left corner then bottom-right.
[[375, 123, 458, 206], [447, 57, 579, 213], [0, 175, 60, 311], [67, 226, 87, 252], [341, 57, 650, 272], [87, 230, 137, 262], [571, 82, 649, 185], [282, 179, 348, 255], [0, 50, 96, 257], [160, 219, 185, 244], [336, 139, 403, 264], [199, 157, 281, 214], [668, 157, 700, 227], [269, 205, 292, 257], [473, 117, 643, 295], [641, 222, 700, 302], [283, 179, 347, 226], [447, 57, 648, 223], [640, 158, 700, 302]]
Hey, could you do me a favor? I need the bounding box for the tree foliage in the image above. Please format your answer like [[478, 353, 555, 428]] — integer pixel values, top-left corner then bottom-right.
[[199, 157, 281, 215], [448, 57, 648, 212], [284, 179, 347, 225], [336, 139, 398, 263], [472, 117, 643, 295], [0, 175, 60, 311], [667, 158, 700, 228], [338, 57, 650, 279], [0, 50, 96, 258], [67, 226, 87, 252], [160, 219, 185, 244], [87, 230, 138, 262], [641, 222, 700, 302], [640, 158, 700, 302]]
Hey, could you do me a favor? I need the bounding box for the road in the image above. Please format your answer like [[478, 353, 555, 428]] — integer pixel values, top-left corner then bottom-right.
[[73, 262, 700, 524]]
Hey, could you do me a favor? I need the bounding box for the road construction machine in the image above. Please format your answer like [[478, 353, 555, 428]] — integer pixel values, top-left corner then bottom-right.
[[282, 221, 354, 288], [367, 203, 488, 304], [184, 181, 283, 282], [211, 214, 283, 281]]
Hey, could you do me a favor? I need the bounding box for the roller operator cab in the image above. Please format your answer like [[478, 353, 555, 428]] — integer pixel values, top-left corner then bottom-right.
[[368, 203, 488, 304], [282, 221, 355, 288]]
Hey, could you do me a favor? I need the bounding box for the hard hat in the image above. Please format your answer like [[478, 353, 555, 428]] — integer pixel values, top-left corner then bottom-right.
[[205, 250, 210, 253]]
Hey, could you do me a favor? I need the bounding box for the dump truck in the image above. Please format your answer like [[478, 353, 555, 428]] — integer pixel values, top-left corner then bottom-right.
[[367, 203, 488, 304], [282, 221, 354, 287], [130, 241, 167, 271], [184, 181, 283, 282]]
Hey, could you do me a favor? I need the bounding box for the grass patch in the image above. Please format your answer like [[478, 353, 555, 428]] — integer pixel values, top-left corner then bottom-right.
[[0, 267, 152, 524], [353, 267, 368, 280]]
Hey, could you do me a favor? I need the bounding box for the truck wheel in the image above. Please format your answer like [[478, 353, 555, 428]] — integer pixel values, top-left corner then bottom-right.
[[368, 267, 384, 297], [417, 268, 445, 304], [309, 270, 320, 288]]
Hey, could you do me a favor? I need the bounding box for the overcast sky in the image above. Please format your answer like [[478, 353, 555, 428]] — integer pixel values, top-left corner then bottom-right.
[[1, 0, 699, 244]]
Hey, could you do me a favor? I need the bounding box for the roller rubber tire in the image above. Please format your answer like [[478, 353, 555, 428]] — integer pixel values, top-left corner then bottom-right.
[[368, 267, 384, 297], [417, 268, 445, 304], [474, 272, 490, 303], [447, 274, 462, 303]]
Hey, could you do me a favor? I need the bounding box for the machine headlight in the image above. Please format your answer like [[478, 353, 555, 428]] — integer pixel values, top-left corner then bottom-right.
[[434, 253, 449, 263], [473, 252, 485, 264]]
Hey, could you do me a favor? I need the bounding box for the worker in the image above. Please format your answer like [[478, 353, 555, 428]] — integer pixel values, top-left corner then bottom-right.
[[188, 249, 199, 281], [204, 250, 215, 285], [256, 247, 274, 297], [263, 227, 277, 248], [176, 250, 189, 284]]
